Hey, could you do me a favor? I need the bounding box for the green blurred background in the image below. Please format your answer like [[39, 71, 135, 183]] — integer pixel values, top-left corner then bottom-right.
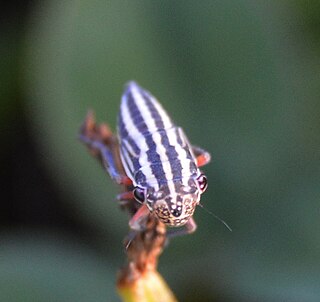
[[2, 1, 320, 301]]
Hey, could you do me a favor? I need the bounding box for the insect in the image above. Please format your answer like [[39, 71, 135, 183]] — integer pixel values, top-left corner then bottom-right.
[[80, 82, 211, 237]]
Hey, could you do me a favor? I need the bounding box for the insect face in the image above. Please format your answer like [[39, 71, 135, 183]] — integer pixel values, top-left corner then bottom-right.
[[133, 176, 207, 227], [153, 194, 199, 227]]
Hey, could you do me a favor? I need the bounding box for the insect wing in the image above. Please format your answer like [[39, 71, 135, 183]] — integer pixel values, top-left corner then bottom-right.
[[119, 138, 140, 183]]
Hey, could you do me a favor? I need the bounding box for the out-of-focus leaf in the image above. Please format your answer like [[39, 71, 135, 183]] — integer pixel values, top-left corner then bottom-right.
[[0, 233, 118, 302]]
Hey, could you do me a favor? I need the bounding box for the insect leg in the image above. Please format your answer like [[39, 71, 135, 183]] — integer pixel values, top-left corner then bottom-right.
[[129, 204, 150, 231], [79, 111, 132, 186], [117, 191, 134, 201], [192, 146, 211, 167], [166, 218, 197, 238], [80, 134, 132, 185]]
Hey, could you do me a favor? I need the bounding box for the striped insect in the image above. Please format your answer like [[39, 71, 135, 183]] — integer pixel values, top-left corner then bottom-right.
[[80, 82, 211, 236]]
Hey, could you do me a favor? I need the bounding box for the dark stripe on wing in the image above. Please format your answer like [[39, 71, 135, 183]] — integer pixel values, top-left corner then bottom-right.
[[118, 112, 141, 155], [141, 89, 184, 185], [127, 91, 167, 187], [118, 110, 144, 183], [175, 127, 198, 176], [121, 144, 141, 173], [138, 87, 172, 130], [126, 89, 150, 134]]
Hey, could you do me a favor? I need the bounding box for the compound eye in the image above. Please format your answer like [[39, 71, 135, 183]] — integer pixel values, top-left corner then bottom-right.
[[133, 186, 146, 203], [197, 174, 208, 192]]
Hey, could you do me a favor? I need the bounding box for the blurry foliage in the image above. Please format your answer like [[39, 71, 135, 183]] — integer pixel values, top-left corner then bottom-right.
[[0, 234, 117, 301], [1, 0, 320, 301], [295, 0, 320, 48]]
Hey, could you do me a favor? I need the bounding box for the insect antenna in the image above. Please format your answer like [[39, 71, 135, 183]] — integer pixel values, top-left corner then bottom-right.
[[198, 203, 232, 232]]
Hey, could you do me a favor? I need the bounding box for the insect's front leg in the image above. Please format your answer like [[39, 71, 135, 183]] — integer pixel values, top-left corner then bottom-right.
[[192, 146, 211, 167], [117, 191, 134, 202], [79, 111, 132, 186], [166, 218, 197, 238], [129, 204, 150, 231]]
